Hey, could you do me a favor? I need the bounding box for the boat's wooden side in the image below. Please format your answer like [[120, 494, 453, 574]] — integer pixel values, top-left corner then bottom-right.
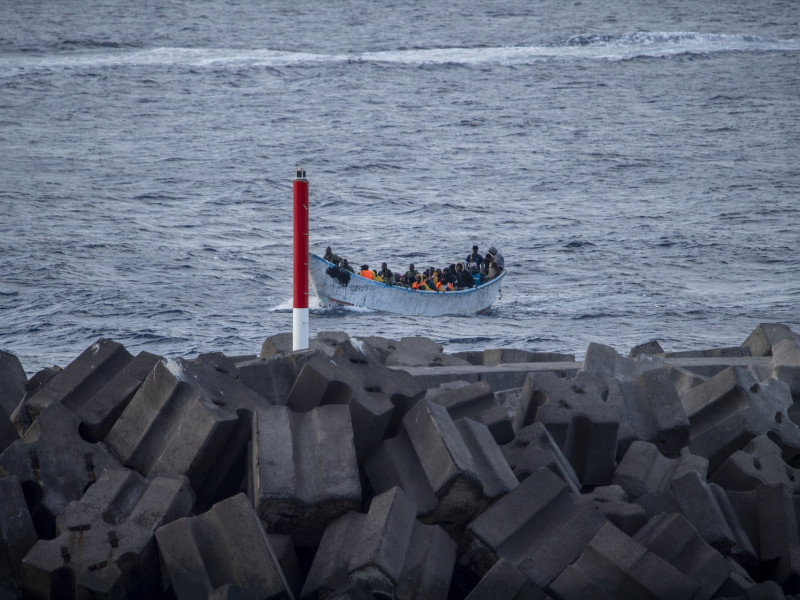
[[308, 254, 504, 316]]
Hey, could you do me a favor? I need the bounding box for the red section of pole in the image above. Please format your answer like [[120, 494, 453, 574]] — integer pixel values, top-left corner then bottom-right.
[[293, 168, 309, 309]]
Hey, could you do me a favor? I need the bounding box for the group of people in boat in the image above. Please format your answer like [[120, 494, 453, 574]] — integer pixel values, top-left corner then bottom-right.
[[323, 244, 504, 291]]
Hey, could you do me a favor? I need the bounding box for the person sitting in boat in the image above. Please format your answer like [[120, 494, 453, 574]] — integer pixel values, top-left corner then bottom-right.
[[413, 273, 436, 291], [488, 246, 505, 269], [379, 263, 394, 284], [484, 257, 503, 281], [359, 265, 374, 279], [341, 259, 355, 273], [454, 262, 474, 289], [466, 245, 484, 273], [404, 264, 418, 281], [323, 246, 341, 266], [441, 267, 456, 290]]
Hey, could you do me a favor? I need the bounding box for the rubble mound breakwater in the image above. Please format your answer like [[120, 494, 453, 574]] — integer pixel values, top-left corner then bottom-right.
[[2, 323, 800, 599]]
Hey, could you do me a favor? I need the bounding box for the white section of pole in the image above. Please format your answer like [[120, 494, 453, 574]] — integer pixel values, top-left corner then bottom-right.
[[292, 307, 309, 351]]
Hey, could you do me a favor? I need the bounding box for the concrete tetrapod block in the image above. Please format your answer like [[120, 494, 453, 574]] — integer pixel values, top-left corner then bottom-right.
[[577, 485, 647, 536], [606, 368, 690, 458], [613, 440, 708, 501], [286, 338, 426, 462], [156, 493, 293, 600], [636, 471, 754, 556], [514, 370, 608, 431], [76, 350, 162, 442], [581, 341, 664, 382], [18, 338, 133, 426], [260, 330, 349, 358], [548, 521, 700, 600], [426, 381, 514, 444], [362, 336, 472, 368], [680, 366, 800, 473], [464, 558, 549, 600], [529, 374, 620, 487], [0, 409, 17, 457], [0, 402, 122, 539], [22, 468, 193, 600], [633, 512, 732, 600], [464, 466, 607, 588], [770, 338, 800, 396], [301, 486, 456, 600], [501, 422, 581, 493], [0, 350, 26, 419], [105, 360, 243, 508], [235, 351, 317, 406], [742, 323, 800, 357], [711, 434, 800, 492], [250, 405, 361, 547], [0, 476, 37, 585], [402, 399, 518, 530]]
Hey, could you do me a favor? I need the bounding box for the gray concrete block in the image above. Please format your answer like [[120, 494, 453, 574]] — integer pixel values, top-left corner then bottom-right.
[[711, 434, 800, 492], [668, 364, 707, 396], [636, 471, 748, 554], [770, 338, 800, 396], [105, 360, 244, 507], [22, 468, 193, 599], [581, 341, 664, 382], [404, 399, 518, 529], [728, 483, 798, 565], [286, 338, 426, 461], [613, 441, 708, 500], [426, 381, 514, 444], [376, 336, 472, 368], [548, 521, 700, 599], [464, 466, 607, 587], [0, 409, 16, 457], [10, 366, 60, 435], [680, 366, 800, 473], [577, 485, 647, 536], [156, 493, 293, 600], [301, 487, 456, 600], [0, 350, 26, 419], [667, 346, 753, 359], [235, 351, 316, 406], [20, 338, 133, 423], [528, 372, 620, 487], [606, 368, 690, 458], [464, 558, 549, 600], [260, 330, 349, 358], [76, 350, 162, 442], [0, 402, 122, 539], [633, 512, 731, 600], [629, 340, 665, 358], [250, 405, 361, 547], [0, 476, 37, 584], [501, 422, 581, 493], [742, 323, 800, 357], [484, 348, 574, 366], [364, 429, 439, 518]]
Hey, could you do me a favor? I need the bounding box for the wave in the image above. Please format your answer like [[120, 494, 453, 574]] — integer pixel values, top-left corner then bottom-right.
[[3, 32, 798, 73]]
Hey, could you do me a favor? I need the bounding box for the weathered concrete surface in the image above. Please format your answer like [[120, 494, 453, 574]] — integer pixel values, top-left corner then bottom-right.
[[16, 338, 133, 426], [260, 330, 349, 358], [0, 476, 37, 586], [464, 467, 607, 588], [286, 338, 426, 461], [22, 469, 193, 599], [250, 405, 360, 547], [0, 402, 122, 539], [613, 440, 708, 500], [301, 487, 456, 600], [464, 558, 549, 600], [501, 421, 581, 493], [0, 351, 26, 419], [742, 323, 800, 357], [156, 493, 293, 600]]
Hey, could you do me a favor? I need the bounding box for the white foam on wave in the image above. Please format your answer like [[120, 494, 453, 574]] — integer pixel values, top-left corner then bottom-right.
[[2, 32, 798, 74]]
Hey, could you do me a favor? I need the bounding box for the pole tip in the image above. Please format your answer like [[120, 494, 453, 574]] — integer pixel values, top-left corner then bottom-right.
[[295, 167, 307, 180]]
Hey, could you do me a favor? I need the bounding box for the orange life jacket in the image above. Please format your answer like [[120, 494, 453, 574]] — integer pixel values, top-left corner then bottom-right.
[[360, 269, 374, 280]]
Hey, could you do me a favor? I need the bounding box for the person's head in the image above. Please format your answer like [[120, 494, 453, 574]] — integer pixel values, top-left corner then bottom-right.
[[455, 263, 463, 272], [361, 265, 369, 271], [381, 263, 388, 271], [416, 274, 423, 281], [472, 245, 479, 253], [342, 259, 349, 265], [488, 246, 497, 256], [325, 246, 332, 254]]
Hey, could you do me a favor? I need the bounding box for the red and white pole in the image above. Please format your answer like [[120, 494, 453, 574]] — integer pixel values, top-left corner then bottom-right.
[[292, 167, 309, 351]]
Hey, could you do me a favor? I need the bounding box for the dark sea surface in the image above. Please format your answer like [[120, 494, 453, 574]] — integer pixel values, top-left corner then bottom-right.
[[2, 0, 799, 375]]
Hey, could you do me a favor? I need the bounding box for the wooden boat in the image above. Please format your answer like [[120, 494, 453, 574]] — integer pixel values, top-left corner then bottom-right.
[[308, 253, 505, 316]]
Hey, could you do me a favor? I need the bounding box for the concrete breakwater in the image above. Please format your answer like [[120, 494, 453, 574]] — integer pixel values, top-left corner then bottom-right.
[[1, 323, 800, 599]]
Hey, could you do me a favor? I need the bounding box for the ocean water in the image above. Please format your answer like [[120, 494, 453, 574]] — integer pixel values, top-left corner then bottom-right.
[[1, 0, 799, 375]]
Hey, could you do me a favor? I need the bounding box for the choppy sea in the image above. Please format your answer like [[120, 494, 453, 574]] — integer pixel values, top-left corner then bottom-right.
[[1, 0, 799, 375]]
